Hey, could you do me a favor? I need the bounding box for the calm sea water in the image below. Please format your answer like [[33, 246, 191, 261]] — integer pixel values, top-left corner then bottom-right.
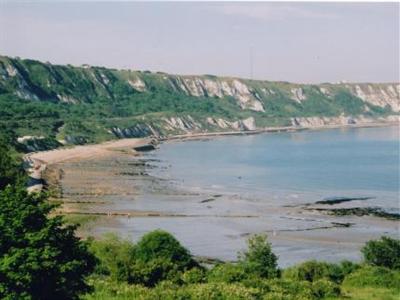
[[151, 126, 399, 210], [94, 126, 399, 266]]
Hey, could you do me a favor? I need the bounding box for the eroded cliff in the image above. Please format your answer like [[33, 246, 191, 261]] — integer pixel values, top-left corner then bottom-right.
[[0, 55, 398, 146]]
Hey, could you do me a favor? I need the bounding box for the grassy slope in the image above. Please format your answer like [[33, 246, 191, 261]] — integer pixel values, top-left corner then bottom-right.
[[0, 55, 394, 147]]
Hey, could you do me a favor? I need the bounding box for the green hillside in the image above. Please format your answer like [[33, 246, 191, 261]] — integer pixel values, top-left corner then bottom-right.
[[0, 55, 396, 149]]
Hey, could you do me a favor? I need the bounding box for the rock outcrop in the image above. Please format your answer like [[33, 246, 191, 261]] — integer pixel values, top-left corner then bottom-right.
[[291, 115, 399, 127], [345, 84, 400, 112]]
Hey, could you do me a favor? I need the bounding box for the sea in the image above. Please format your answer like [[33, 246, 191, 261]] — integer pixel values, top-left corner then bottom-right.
[[152, 125, 399, 210], [94, 125, 399, 267]]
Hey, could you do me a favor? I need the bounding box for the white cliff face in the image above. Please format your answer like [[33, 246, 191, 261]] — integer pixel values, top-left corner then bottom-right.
[[128, 78, 146, 92], [261, 88, 276, 95], [206, 116, 257, 131], [100, 72, 110, 85], [207, 117, 231, 129], [1, 61, 40, 100], [171, 76, 265, 112], [291, 115, 399, 127], [6, 64, 18, 77], [57, 94, 78, 104], [349, 84, 400, 112], [290, 88, 307, 103], [241, 117, 257, 130], [291, 116, 351, 127], [319, 87, 331, 97], [163, 116, 203, 132], [17, 135, 45, 143]]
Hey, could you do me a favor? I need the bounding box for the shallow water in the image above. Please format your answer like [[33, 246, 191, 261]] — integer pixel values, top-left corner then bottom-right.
[[87, 126, 399, 267], [150, 126, 400, 210]]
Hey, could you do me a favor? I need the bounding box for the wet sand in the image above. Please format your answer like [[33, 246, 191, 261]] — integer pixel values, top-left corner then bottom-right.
[[24, 134, 399, 267]]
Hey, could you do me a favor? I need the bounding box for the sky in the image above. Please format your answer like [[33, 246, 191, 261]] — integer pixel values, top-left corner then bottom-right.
[[0, 1, 399, 83]]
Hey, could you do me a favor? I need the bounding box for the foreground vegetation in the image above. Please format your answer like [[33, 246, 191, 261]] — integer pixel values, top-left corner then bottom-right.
[[1, 130, 399, 300], [80, 233, 400, 300]]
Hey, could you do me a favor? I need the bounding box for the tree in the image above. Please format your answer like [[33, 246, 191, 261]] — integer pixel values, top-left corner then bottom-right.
[[0, 142, 24, 190], [362, 236, 400, 270], [207, 263, 247, 283], [134, 230, 198, 270], [238, 234, 279, 278], [0, 186, 96, 299], [88, 234, 136, 282], [130, 230, 199, 286]]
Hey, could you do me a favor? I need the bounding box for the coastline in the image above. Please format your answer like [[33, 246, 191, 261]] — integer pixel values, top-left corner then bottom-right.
[[24, 118, 398, 208], [164, 119, 399, 142], [24, 118, 399, 209], [23, 120, 399, 266], [26, 118, 398, 167]]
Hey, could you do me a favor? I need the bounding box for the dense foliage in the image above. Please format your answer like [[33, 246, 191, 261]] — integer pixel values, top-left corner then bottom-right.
[[361, 236, 400, 269], [0, 186, 97, 300], [89, 230, 199, 287], [0, 142, 22, 189], [238, 234, 279, 278], [0, 138, 96, 300], [84, 231, 400, 300]]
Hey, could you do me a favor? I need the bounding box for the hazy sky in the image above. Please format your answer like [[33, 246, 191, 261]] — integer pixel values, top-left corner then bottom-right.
[[1, 1, 399, 83]]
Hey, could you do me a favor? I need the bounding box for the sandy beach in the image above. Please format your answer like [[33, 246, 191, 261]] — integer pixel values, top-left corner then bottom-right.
[[27, 137, 150, 164]]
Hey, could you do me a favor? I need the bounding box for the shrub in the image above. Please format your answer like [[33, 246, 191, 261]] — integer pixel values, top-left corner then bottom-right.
[[311, 279, 341, 298], [84, 279, 261, 300], [83, 278, 150, 300], [181, 268, 206, 284], [0, 142, 23, 190], [128, 257, 182, 287], [88, 234, 136, 282], [173, 282, 260, 300], [238, 234, 279, 279], [342, 265, 400, 290], [135, 230, 198, 270], [208, 263, 248, 283], [337, 260, 360, 278], [362, 236, 400, 269], [283, 260, 358, 284], [284, 260, 329, 282], [263, 278, 314, 300]]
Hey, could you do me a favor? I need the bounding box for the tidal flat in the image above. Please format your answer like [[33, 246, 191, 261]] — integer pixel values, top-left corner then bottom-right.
[[42, 126, 399, 267]]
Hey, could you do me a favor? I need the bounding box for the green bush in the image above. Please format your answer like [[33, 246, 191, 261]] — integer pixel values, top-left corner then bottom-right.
[[342, 265, 400, 290], [88, 234, 136, 282], [263, 278, 314, 300], [128, 257, 182, 287], [311, 279, 341, 298], [208, 263, 248, 283], [238, 234, 279, 279], [283, 260, 359, 284], [181, 268, 206, 284], [135, 230, 198, 270], [84, 278, 260, 300], [154, 282, 260, 300], [362, 236, 400, 269], [0, 141, 24, 190], [89, 230, 199, 287]]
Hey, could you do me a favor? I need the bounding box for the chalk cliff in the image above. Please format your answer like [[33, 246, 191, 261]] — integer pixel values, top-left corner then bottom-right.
[[0, 55, 398, 145]]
